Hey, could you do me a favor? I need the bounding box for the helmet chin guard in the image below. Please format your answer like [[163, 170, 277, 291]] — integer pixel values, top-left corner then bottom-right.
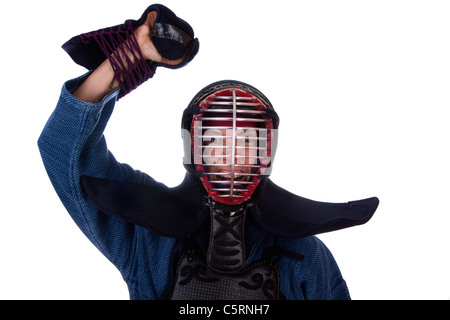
[[182, 81, 279, 205]]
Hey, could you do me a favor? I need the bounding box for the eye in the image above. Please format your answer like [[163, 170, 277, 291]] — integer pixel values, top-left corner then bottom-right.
[[202, 129, 224, 148], [202, 137, 215, 146]]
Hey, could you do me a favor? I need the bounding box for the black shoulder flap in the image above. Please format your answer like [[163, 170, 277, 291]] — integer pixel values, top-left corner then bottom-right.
[[252, 179, 379, 238], [80, 174, 208, 238]]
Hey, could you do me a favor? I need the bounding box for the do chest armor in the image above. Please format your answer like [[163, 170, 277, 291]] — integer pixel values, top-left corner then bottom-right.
[[167, 203, 280, 300], [169, 245, 279, 300]]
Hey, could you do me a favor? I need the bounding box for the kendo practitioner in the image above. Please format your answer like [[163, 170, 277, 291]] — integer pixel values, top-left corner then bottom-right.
[[38, 4, 379, 300]]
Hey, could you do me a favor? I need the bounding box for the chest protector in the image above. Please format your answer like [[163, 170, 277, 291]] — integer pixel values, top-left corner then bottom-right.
[[169, 244, 279, 300], [167, 201, 280, 300]]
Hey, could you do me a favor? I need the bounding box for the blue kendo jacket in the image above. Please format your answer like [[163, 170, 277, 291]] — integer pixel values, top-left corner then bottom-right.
[[38, 73, 377, 300]]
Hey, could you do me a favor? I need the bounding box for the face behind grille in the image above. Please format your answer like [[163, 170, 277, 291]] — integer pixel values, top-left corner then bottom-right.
[[191, 88, 275, 205]]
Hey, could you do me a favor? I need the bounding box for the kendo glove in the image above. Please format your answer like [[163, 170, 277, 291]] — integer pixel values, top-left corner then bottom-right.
[[62, 4, 200, 99]]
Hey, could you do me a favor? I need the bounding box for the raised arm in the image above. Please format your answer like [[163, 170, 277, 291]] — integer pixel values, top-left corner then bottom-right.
[[38, 4, 199, 272]]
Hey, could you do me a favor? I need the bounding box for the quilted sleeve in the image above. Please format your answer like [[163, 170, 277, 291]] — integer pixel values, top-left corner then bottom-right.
[[37, 72, 156, 272]]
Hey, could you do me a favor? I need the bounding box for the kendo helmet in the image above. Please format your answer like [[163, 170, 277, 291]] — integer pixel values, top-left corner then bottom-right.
[[182, 80, 280, 205]]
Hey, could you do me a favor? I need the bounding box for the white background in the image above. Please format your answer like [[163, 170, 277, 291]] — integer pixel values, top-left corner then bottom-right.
[[1, 0, 449, 300]]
